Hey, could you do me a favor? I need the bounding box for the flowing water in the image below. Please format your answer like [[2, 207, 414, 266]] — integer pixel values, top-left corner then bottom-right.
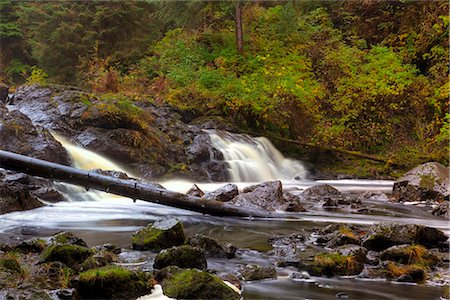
[[0, 132, 447, 299]]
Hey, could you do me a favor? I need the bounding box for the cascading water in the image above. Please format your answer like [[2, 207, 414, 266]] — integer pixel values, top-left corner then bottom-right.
[[206, 130, 308, 182]]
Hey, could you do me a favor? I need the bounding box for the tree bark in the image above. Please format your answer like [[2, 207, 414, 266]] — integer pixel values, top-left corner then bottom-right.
[[235, 0, 244, 55], [0, 150, 281, 218]]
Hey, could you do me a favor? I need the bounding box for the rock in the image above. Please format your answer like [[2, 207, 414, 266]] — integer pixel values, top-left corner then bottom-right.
[[432, 201, 449, 219], [301, 184, 349, 207], [315, 225, 362, 248], [76, 265, 153, 299], [357, 191, 390, 202], [392, 162, 449, 202], [291, 271, 311, 280], [232, 181, 306, 212], [267, 232, 306, 260], [0, 103, 70, 165], [12, 238, 48, 254], [0, 83, 9, 103], [361, 223, 448, 251], [93, 243, 121, 255], [306, 251, 364, 276], [203, 183, 238, 202], [186, 184, 204, 197], [153, 245, 207, 270], [335, 245, 367, 263], [79, 250, 117, 271], [132, 219, 185, 251], [156, 267, 240, 300], [55, 288, 77, 300], [49, 231, 88, 247], [188, 234, 236, 258], [40, 244, 94, 269], [379, 244, 440, 266], [239, 264, 277, 281]]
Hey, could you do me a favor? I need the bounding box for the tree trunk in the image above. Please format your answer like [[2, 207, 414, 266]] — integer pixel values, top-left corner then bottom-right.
[[235, 0, 244, 55], [0, 150, 280, 218]]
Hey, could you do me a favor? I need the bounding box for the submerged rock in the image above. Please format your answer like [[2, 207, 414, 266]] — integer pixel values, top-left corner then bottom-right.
[[153, 245, 207, 270], [392, 162, 449, 203], [156, 267, 240, 300], [188, 234, 236, 258], [76, 265, 153, 299], [132, 219, 185, 251]]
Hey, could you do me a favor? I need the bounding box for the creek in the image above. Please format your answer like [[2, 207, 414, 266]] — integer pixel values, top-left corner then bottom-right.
[[0, 131, 447, 299]]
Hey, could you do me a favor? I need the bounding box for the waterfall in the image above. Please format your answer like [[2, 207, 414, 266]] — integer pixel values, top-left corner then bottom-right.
[[206, 130, 308, 182]]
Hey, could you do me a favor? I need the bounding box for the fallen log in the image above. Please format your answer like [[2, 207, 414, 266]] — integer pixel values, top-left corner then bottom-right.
[[0, 150, 278, 218]]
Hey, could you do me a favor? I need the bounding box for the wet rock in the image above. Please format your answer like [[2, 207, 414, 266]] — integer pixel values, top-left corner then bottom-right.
[[392, 162, 449, 203], [268, 232, 306, 260], [379, 244, 440, 266], [315, 225, 362, 248], [301, 184, 349, 207], [0, 287, 52, 300], [188, 234, 236, 258], [12, 238, 48, 254], [432, 201, 449, 219], [55, 288, 77, 300], [132, 219, 185, 251], [190, 116, 238, 132], [156, 266, 240, 300], [335, 245, 367, 263], [93, 243, 121, 255], [0, 103, 70, 165], [239, 264, 277, 281], [291, 271, 311, 280], [186, 184, 204, 197], [49, 232, 88, 247], [76, 265, 153, 299], [79, 250, 117, 271], [40, 244, 94, 269], [153, 245, 207, 270], [356, 191, 390, 202], [203, 183, 239, 202], [362, 261, 427, 283], [361, 223, 448, 251], [232, 181, 306, 212]]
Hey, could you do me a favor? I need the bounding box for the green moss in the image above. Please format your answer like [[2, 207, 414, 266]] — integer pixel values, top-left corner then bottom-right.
[[77, 265, 153, 299], [153, 245, 206, 270], [162, 269, 240, 300], [132, 220, 185, 251], [0, 252, 23, 273], [419, 174, 435, 190], [310, 252, 362, 276], [40, 244, 94, 268]]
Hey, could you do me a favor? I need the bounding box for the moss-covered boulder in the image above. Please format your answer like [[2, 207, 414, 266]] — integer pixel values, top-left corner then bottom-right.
[[188, 234, 236, 258], [363, 262, 427, 283], [153, 245, 207, 270], [76, 265, 153, 299], [380, 244, 440, 266], [79, 250, 117, 271], [157, 267, 240, 300], [306, 252, 364, 276], [361, 223, 448, 251], [50, 231, 88, 247], [239, 264, 277, 281], [132, 219, 185, 251], [40, 244, 94, 268]]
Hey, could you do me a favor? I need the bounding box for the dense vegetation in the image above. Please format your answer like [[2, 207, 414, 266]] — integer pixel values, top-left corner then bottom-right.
[[1, 0, 448, 172]]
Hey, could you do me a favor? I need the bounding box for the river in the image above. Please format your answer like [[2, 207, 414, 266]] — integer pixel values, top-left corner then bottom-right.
[[0, 131, 447, 299]]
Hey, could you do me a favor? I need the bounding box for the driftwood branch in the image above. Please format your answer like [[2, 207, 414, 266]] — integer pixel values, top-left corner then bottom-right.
[[0, 150, 280, 218]]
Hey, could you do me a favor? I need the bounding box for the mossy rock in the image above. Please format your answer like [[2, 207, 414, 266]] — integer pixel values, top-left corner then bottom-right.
[[76, 265, 153, 299], [132, 219, 185, 251], [153, 245, 207, 270], [79, 250, 116, 271], [14, 238, 48, 253], [50, 231, 88, 247], [387, 262, 427, 283], [307, 252, 364, 276], [158, 267, 240, 300], [380, 244, 440, 267], [40, 244, 94, 269]]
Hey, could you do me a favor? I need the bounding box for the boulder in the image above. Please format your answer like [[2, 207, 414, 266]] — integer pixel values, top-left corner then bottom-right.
[[156, 267, 240, 300], [188, 234, 236, 258], [186, 184, 204, 197], [432, 201, 449, 219], [362, 261, 427, 284], [49, 231, 88, 247], [379, 244, 440, 266], [203, 183, 239, 202], [132, 219, 185, 251], [361, 223, 448, 251], [232, 181, 306, 212], [153, 245, 207, 270], [335, 245, 368, 264], [306, 251, 364, 276], [40, 244, 94, 269], [0, 104, 70, 165], [301, 184, 349, 207], [76, 265, 153, 299], [392, 162, 449, 202], [315, 225, 362, 248], [79, 250, 117, 271], [239, 264, 277, 281]]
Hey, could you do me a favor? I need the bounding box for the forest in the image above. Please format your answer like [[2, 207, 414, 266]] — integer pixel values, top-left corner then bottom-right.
[[1, 0, 448, 173]]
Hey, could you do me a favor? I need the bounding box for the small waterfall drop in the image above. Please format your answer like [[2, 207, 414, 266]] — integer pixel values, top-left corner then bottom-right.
[[206, 130, 308, 182]]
